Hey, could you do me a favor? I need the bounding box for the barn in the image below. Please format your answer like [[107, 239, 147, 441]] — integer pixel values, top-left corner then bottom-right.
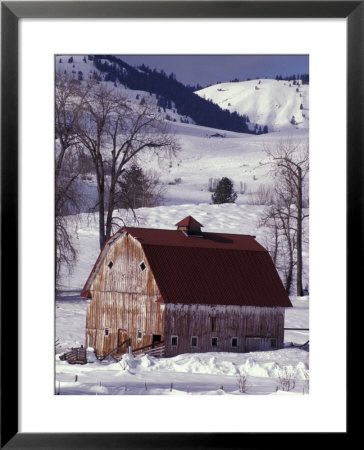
[[81, 216, 292, 358]]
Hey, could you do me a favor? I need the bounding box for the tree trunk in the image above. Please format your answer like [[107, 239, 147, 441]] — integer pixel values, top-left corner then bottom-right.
[[285, 261, 293, 294], [98, 186, 106, 249], [273, 219, 279, 265], [105, 154, 117, 245], [105, 187, 115, 246], [96, 163, 106, 249], [296, 167, 304, 296]]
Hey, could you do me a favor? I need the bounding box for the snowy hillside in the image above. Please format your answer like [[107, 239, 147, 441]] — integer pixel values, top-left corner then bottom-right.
[[67, 119, 308, 212], [57, 55, 309, 134], [56, 55, 195, 125], [196, 79, 309, 132], [159, 121, 308, 205]]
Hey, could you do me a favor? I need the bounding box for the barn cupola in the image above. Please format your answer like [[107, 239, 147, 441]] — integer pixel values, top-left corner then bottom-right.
[[175, 216, 204, 237]]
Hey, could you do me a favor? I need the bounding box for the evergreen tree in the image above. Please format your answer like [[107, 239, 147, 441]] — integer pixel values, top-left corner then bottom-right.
[[211, 177, 237, 204], [118, 165, 146, 209], [117, 164, 165, 209]]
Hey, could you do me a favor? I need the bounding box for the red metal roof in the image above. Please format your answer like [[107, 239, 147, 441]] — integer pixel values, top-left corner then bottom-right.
[[81, 221, 292, 308], [124, 227, 264, 251], [125, 227, 292, 308]]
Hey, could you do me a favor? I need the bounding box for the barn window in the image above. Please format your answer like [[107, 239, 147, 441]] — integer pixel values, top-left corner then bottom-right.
[[191, 336, 198, 347], [137, 330, 142, 340], [140, 261, 146, 271], [108, 261, 113, 269], [270, 338, 277, 349], [211, 317, 216, 332], [211, 337, 218, 347], [171, 335, 178, 346], [105, 328, 109, 336], [231, 337, 238, 348]]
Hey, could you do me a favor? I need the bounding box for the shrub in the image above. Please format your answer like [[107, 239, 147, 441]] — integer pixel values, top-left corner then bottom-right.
[[302, 369, 309, 394], [276, 367, 296, 392], [237, 371, 248, 393], [248, 184, 274, 205], [211, 177, 237, 204]]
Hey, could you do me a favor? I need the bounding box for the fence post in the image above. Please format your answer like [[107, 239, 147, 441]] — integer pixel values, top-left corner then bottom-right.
[[128, 338, 132, 354]]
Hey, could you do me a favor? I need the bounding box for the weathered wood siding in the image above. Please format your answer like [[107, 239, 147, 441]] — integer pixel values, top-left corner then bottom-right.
[[85, 232, 165, 357], [164, 304, 285, 357]]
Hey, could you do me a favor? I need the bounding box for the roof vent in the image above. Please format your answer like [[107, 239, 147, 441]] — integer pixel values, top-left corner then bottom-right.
[[175, 216, 204, 237]]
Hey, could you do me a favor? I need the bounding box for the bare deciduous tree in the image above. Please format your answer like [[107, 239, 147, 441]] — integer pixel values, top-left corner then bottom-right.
[[259, 184, 297, 292], [55, 72, 89, 173], [263, 141, 309, 296], [55, 73, 89, 282], [248, 183, 275, 206], [75, 83, 179, 249]]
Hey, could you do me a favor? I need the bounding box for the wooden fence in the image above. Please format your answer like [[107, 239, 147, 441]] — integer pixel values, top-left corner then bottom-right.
[[59, 346, 87, 364], [132, 341, 165, 358]]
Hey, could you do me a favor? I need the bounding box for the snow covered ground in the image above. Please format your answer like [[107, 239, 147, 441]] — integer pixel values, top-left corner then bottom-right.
[[56, 291, 308, 396], [55, 349, 308, 396]]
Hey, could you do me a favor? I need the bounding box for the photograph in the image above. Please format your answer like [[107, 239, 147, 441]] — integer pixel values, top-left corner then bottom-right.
[[55, 54, 310, 396]]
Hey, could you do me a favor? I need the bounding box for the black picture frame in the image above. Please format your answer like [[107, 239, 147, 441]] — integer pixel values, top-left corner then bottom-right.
[[1, 1, 358, 448]]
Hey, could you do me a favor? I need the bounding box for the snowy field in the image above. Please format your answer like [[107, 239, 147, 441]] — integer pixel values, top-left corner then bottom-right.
[[55, 70, 309, 395]]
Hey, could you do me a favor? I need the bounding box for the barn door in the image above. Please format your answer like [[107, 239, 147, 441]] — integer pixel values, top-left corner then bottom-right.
[[117, 329, 128, 353], [87, 329, 96, 349], [152, 334, 161, 347], [245, 337, 262, 352]]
